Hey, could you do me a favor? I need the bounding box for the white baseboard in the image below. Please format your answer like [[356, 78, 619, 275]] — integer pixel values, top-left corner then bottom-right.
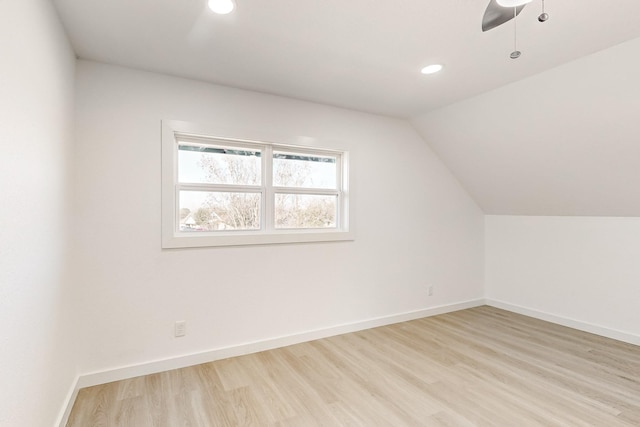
[[56, 374, 80, 427], [485, 298, 640, 346], [76, 299, 483, 390]]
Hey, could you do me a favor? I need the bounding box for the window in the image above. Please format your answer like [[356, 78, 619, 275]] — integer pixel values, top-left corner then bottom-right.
[[162, 121, 352, 248]]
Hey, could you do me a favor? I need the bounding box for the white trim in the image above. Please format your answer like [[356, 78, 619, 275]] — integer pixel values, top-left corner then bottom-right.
[[162, 119, 353, 248], [56, 374, 80, 427], [76, 299, 484, 389], [163, 229, 354, 248], [485, 298, 640, 346]]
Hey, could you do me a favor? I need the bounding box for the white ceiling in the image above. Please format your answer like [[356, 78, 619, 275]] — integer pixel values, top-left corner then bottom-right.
[[53, 0, 640, 118]]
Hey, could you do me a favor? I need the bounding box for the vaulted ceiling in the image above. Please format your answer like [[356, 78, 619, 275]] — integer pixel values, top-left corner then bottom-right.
[[53, 0, 640, 216]]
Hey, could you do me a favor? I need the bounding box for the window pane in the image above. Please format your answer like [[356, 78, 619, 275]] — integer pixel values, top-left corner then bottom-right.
[[273, 152, 337, 189], [275, 194, 337, 229], [179, 190, 261, 231], [178, 143, 261, 185]]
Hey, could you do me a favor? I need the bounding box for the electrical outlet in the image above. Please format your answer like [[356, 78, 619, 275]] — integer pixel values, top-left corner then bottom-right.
[[175, 320, 186, 337], [428, 285, 434, 296]]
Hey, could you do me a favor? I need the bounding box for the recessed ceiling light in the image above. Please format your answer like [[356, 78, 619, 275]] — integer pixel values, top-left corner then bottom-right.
[[208, 0, 235, 14], [421, 64, 443, 75]]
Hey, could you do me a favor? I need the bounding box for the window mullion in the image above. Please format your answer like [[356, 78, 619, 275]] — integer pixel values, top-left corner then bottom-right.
[[336, 154, 343, 229], [177, 183, 263, 193], [263, 145, 273, 232], [272, 187, 339, 196]]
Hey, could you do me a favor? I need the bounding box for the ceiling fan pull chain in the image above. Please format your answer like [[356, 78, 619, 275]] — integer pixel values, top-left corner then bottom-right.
[[539, 0, 549, 22], [510, 7, 521, 59]]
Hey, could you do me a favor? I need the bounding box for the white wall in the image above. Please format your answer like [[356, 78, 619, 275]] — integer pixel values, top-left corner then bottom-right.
[[486, 215, 640, 344], [73, 60, 484, 376], [0, 0, 77, 425]]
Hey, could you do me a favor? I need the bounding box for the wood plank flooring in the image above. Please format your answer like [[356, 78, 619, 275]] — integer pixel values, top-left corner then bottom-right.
[[66, 306, 640, 426]]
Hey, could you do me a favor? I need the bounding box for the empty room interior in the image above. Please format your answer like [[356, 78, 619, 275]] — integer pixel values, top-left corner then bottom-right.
[[3, 0, 640, 425]]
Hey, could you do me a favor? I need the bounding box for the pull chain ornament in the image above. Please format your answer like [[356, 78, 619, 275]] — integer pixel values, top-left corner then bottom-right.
[[510, 7, 521, 59]]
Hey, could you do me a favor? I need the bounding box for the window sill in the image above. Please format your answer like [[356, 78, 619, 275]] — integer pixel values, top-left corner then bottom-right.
[[162, 229, 355, 249]]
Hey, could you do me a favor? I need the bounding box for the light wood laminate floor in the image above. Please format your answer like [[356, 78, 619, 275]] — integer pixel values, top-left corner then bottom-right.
[[67, 306, 640, 426]]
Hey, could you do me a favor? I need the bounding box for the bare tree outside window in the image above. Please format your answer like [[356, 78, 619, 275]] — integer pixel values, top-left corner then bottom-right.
[[273, 152, 337, 228], [275, 194, 336, 229], [194, 153, 261, 230], [177, 141, 339, 232]]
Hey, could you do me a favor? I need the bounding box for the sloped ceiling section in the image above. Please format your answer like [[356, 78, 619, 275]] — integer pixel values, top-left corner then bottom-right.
[[411, 36, 640, 217]]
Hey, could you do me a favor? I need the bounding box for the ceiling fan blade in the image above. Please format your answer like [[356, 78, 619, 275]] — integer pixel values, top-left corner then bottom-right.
[[482, 0, 526, 32]]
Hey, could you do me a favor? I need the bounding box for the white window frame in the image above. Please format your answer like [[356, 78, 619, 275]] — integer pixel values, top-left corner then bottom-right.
[[162, 120, 353, 248]]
